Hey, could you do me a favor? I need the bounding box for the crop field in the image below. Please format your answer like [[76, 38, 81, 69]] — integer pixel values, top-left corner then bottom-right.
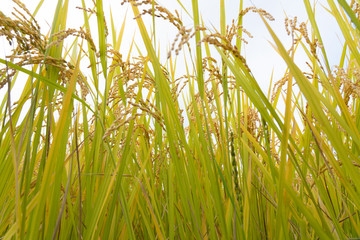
[[0, 0, 360, 239]]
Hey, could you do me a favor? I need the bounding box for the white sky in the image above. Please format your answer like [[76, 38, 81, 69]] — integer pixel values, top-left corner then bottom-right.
[[1, 0, 344, 100]]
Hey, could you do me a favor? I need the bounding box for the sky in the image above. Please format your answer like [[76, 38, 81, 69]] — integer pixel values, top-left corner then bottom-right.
[[1, 0, 344, 101]]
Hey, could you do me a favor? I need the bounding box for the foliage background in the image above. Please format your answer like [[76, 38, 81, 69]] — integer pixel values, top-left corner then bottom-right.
[[0, 0, 360, 239]]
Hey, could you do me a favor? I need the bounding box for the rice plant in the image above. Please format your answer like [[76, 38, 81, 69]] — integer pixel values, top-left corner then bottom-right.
[[0, 0, 360, 239]]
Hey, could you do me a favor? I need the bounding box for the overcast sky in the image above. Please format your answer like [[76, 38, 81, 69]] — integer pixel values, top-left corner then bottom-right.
[[1, 0, 343, 94]]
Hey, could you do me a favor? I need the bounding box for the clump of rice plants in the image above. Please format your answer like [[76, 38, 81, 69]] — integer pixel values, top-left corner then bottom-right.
[[0, 0, 360, 239]]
